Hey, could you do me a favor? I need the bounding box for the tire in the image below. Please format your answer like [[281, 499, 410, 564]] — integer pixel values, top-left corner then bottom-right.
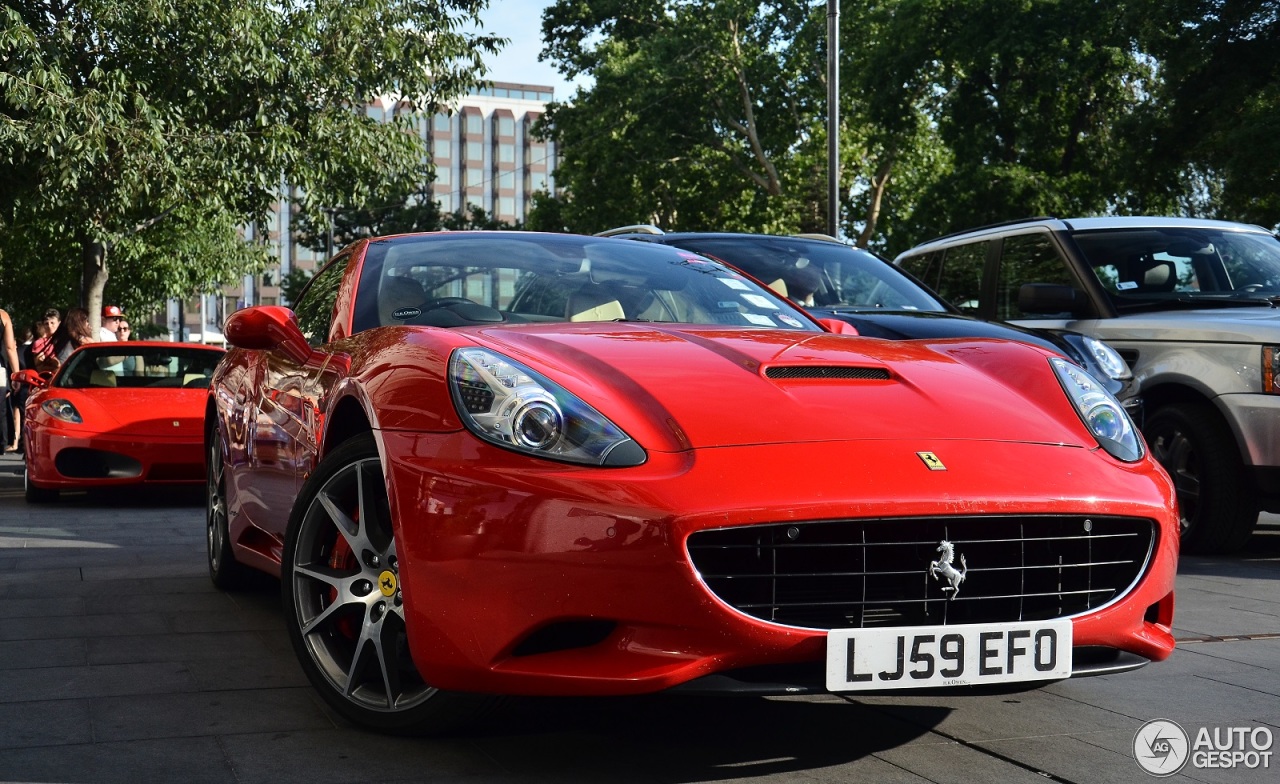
[[207, 427, 255, 590], [282, 432, 500, 734], [1145, 402, 1257, 554], [24, 464, 58, 503]]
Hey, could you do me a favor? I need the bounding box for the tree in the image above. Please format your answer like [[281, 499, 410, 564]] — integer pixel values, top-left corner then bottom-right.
[[0, 0, 500, 331], [847, 0, 1162, 253], [1126, 0, 1280, 227], [538, 0, 832, 235]]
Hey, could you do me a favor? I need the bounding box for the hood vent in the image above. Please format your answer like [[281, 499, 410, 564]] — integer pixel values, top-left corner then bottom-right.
[[765, 366, 890, 380]]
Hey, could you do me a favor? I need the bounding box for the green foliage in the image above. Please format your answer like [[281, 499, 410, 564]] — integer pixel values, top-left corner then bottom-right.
[[280, 267, 314, 307], [539, 0, 829, 234], [537, 1, 1280, 254], [0, 0, 501, 329]]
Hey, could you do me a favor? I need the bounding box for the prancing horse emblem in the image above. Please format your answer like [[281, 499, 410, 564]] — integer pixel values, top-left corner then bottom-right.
[[929, 540, 968, 598]]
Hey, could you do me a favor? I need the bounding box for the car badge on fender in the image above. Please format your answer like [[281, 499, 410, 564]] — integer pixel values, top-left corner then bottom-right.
[[916, 451, 946, 470], [929, 540, 968, 598]]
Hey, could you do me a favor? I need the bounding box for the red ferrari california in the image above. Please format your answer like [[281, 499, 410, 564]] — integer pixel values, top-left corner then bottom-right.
[[205, 231, 1178, 734], [19, 341, 225, 502]]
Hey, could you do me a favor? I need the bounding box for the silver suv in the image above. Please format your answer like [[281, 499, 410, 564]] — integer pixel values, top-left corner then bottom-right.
[[896, 216, 1280, 553]]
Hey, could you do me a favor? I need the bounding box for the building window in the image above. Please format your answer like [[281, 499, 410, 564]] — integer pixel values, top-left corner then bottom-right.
[[499, 196, 515, 216], [498, 116, 515, 136], [433, 114, 451, 132], [467, 141, 482, 161], [466, 114, 482, 134], [438, 193, 453, 212], [434, 166, 451, 186], [529, 172, 549, 192], [528, 142, 547, 166], [498, 171, 515, 189], [433, 139, 451, 159], [498, 143, 514, 163], [466, 167, 484, 187]]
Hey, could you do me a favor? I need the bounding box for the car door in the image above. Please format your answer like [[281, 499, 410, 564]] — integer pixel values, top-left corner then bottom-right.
[[249, 255, 350, 538]]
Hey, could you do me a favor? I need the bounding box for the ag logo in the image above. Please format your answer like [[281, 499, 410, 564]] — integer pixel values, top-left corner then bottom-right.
[[1134, 718, 1189, 776]]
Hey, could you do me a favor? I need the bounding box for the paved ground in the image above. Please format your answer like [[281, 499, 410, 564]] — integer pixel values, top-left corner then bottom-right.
[[0, 449, 1277, 784]]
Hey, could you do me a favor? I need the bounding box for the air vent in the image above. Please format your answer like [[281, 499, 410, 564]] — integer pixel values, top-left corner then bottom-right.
[[765, 366, 890, 380]]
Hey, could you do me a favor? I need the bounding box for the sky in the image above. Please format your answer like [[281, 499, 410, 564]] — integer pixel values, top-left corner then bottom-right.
[[471, 0, 585, 99]]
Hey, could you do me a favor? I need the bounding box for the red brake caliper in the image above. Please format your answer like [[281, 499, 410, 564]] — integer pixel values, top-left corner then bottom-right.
[[328, 527, 358, 640]]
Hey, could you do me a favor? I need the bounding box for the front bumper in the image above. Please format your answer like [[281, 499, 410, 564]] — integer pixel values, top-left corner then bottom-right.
[[25, 425, 204, 488], [381, 432, 1179, 697]]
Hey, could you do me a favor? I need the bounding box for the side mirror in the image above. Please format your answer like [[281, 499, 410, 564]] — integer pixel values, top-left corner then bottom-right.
[[817, 317, 860, 336], [1019, 283, 1082, 316], [12, 368, 47, 389], [224, 306, 316, 365]]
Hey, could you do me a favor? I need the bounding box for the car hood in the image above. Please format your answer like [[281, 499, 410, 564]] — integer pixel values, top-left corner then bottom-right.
[[39, 388, 207, 438], [811, 309, 1067, 353], [466, 324, 1091, 452]]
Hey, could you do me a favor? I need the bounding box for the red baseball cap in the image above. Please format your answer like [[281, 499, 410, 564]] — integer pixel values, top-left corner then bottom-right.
[[102, 305, 124, 318]]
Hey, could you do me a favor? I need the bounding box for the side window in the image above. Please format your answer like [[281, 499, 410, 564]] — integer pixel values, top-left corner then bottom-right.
[[997, 233, 1075, 319], [294, 258, 347, 345], [937, 242, 989, 314]]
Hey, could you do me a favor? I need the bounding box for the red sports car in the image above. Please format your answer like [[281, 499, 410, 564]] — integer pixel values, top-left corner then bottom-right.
[[19, 341, 225, 502], [205, 231, 1177, 734]]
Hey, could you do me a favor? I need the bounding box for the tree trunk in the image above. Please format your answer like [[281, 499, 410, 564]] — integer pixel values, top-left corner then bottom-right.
[[80, 236, 109, 336], [856, 157, 894, 249]]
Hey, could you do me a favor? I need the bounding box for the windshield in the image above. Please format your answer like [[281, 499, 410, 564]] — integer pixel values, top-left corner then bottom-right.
[[57, 345, 224, 389], [662, 236, 948, 312], [1073, 227, 1280, 309], [352, 233, 822, 332]]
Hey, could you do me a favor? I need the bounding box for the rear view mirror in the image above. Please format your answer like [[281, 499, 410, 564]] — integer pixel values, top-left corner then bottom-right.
[[12, 368, 47, 389]]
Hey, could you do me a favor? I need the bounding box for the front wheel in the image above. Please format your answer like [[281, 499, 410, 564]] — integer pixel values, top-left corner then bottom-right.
[[1145, 402, 1257, 554], [282, 433, 500, 734]]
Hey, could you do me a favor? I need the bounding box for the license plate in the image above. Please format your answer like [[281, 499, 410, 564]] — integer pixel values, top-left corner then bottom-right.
[[825, 619, 1073, 691]]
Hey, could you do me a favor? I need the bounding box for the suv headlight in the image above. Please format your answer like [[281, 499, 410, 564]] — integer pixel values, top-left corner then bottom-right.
[[448, 347, 646, 466], [1082, 336, 1132, 380], [1050, 358, 1143, 462]]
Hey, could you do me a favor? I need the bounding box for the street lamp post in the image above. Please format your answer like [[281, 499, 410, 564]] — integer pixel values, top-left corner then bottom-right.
[[827, 0, 840, 239]]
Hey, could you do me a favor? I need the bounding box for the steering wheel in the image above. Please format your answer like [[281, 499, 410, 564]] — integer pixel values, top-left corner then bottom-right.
[[421, 297, 478, 309]]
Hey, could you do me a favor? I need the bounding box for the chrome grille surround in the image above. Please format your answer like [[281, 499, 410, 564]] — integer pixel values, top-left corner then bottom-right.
[[685, 516, 1155, 630]]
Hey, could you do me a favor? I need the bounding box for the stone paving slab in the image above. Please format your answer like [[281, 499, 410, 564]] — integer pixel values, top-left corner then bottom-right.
[[1, 450, 1278, 784]]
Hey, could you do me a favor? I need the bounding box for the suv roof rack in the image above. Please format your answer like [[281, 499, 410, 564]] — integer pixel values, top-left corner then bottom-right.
[[925, 216, 1058, 244], [595, 225, 665, 237]]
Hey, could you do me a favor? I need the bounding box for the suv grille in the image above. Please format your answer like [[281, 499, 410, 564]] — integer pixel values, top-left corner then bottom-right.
[[686, 516, 1153, 629]]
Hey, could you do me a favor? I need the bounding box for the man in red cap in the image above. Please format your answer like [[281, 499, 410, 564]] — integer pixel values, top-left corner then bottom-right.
[[100, 305, 125, 341]]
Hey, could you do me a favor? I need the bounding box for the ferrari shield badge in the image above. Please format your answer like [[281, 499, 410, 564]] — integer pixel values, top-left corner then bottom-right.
[[916, 451, 946, 470]]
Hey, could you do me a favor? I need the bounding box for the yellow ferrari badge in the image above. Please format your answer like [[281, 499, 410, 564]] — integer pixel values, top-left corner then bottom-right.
[[916, 451, 947, 471]]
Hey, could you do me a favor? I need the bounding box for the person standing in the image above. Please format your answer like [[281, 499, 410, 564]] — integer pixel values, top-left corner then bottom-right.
[[100, 305, 125, 342], [49, 307, 96, 366], [25, 309, 59, 370], [0, 307, 20, 451]]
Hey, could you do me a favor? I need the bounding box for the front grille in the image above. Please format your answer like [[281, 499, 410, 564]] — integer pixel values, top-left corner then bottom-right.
[[686, 516, 1154, 629], [765, 366, 890, 380]]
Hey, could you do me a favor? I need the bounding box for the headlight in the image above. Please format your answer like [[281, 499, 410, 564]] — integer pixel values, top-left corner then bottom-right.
[[1081, 336, 1132, 380], [448, 347, 646, 466], [41, 399, 83, 423], [1050, 357, 1142, 462]]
